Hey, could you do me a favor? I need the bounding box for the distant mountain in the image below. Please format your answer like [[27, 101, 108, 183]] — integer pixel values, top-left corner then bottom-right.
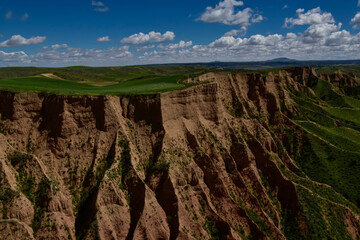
[[267, 57, 298, 62], [178, 59, 360, 70]]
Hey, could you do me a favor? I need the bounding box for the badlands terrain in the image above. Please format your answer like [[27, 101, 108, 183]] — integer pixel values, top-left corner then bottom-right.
[[0, 66, 359, 239]]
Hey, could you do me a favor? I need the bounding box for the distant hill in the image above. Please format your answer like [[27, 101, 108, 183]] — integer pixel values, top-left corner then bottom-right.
[[267, 57, 298, 62], [176, 59, 360, 70]]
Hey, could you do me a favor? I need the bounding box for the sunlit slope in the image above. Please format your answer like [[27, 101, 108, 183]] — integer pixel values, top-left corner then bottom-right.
[[0, 75, 190, 95]]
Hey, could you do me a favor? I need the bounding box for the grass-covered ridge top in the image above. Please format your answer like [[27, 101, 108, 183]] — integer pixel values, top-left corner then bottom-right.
[[0, 65, 210, 95], [0, 65, 358, 96], [0, 75, 191, 96]]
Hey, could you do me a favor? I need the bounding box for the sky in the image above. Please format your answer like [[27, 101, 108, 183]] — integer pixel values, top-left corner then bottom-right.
[[1, 0, 360, 66]]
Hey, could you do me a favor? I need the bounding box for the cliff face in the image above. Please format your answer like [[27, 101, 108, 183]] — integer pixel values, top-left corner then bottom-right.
[[0, 67, 359, 240]]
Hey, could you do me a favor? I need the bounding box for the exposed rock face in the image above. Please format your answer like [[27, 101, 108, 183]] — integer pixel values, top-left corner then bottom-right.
[[0, 67, 359, 239]]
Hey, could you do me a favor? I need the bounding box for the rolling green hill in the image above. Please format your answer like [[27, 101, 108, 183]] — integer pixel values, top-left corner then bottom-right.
[[0, 65, 211, 95], [0, 75, 190, 95]]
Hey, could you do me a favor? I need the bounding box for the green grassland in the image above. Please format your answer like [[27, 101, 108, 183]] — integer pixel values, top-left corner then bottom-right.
[[315, 65, 360, 79], [0, 75, 190, 95], [0, 65, 210, 95], [0, 65, 208, 82]]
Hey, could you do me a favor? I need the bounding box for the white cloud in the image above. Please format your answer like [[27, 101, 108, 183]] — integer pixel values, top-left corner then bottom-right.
[[285, 32, 298, 39], [92, 0, 108, 12], [351, 12, 360, 27], [159, 40, 192, 50], [0, 50, 30, 64], [283, 5, 288, 9], [138, 13, 360, 64], [302, 23, 341, 44], [91, 0, 104, 6], [223, 28, 246, 37], [208, 36, 240, 48], [209, 34, 283, 48], [138, 41, 193, 62], [198, 0, 261, 28], [96, 36, 111, 43], [21, 13, 29, 21], [120, 31, 175, 45], [325, 30, 352, 46], [135, 45, 155, 52], [5, 10, 12, 19], [3, 6, 360, 66], [51, 44, 69, 50], [185, 20, 359, 61], [94, 7, 108, 12], [251, 14, 263, 23], [32, 45, 132, 66], [0, 35, 46, 47], [284, 7, 335, 28]]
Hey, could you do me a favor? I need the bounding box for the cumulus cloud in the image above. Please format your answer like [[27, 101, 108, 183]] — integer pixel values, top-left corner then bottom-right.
[[325, 30, 352, 46], [138, 41, 193, 62], [139, 14, 360, 64], [120, 31, 175, 45], [91, 0, 104, 6], [284, 7, 335, 28], [351, 12, 360, 27], [209, 34, 283, 48], [283, 5, 288, 9], [196, 21, 358, 61], [5, 10, 12, 19], [0, 50, 30, 64], [251, 14, 263, 23], [159, 41, 192, 50], [92, 0, 108, 12], [21, 13, 29, 21], [31, 45, 132, 66], [223, 28, 246, 37], [0, 35, 46, 47], [302, 23, 342, 44], [208, 36, 240, 48], [285, 32, 298, 39], [135, 45, 155, 52], [198, 0, 262, 28], [50, 44, 69, 50], [96, 36, 111, 43], [4, 6, 360, 66]]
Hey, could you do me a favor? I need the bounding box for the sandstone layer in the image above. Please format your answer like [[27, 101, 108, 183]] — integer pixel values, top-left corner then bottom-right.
[[0, 67, 359, 240]]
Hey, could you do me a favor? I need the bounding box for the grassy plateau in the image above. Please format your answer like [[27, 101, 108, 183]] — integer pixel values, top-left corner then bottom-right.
[[0, 65, 209, 95]]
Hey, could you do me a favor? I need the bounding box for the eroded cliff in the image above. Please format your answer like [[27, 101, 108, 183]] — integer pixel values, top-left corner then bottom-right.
[[0, 67, 359, 240]]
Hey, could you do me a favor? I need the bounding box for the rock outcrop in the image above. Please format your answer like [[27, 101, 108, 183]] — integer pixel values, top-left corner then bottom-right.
[[0, 67, 359, 240]]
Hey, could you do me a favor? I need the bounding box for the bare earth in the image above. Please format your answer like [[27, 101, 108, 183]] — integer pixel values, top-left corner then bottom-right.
[[40, 73, 64, 80], [0, 67, 359, 239]]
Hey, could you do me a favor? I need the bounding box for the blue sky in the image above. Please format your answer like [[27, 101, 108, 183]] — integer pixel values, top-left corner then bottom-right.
[[1, 0, 360, 66]]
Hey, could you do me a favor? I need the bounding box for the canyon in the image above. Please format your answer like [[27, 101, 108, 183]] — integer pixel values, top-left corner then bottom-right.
[[0, 67, 359, 240]]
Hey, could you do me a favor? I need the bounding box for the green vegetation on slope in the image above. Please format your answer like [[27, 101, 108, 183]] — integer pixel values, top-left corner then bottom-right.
[[0, 75, 190, 95], [0, 65, 210, 95], [296, 186, 353, 240], [0, 65, 208, 82], [288, 72, 360, 208], [269, 68, 360, 239], [316, 65, 360, 78]]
